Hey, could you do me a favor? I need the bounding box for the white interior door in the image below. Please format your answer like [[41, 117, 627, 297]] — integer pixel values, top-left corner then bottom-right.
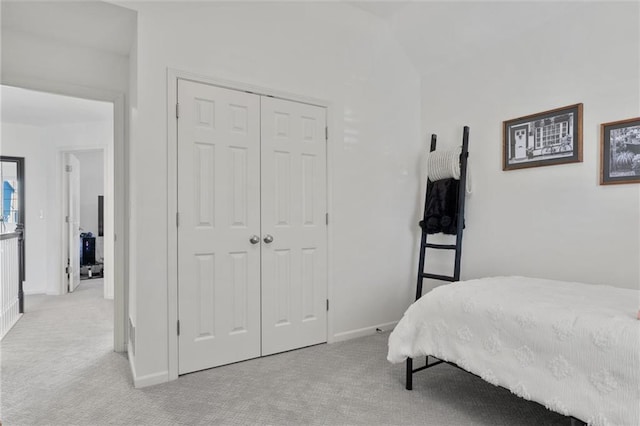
[[177, 80, 261, 374], [65, 153, 81, 292], [260, 97, 328, 356]]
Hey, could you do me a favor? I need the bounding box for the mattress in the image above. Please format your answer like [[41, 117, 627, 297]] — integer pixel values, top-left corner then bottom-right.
[[387, 276, 640, 426]]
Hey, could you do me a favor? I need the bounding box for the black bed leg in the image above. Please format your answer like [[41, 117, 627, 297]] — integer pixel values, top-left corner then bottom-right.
[[406, 358, 413, 390]]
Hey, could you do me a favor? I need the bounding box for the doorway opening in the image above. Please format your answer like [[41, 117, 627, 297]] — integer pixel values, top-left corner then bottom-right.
[[0, 84, 122, 348], [61, 149, 109, 294]]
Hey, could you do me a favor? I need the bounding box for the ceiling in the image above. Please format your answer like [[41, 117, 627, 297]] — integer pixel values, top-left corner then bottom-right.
[[1, 0, 136, 56], [1, 85, 113, 127]]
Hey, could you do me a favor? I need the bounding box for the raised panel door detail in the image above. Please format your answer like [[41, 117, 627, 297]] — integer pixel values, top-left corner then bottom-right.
[[302, 116, 316, 142], [195, 253, 215, 341], [229, 252, 248, 335], [301, 248, 316, 322], [194, 143, 215, 228], [275, 112, 290, 138], [302, 154, 315, 226], [195, 98, 215, 129], [230, 104, 248, 134], [275, 249, 291, 327], [274, 151, 291, 227], [230, 147, 248, 227]]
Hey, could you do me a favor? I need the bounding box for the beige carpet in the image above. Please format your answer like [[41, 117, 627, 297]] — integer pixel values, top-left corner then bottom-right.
[[1, 279, 568, 425]]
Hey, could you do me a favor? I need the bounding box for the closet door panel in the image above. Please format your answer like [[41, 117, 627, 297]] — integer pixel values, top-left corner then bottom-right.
[[260, 97, 328, 356], [177, 80, 261, 374]]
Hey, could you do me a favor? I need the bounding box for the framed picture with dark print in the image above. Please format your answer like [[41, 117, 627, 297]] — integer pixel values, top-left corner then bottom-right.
[[600, 117, 640, 185], [503, 103, 583, 171]]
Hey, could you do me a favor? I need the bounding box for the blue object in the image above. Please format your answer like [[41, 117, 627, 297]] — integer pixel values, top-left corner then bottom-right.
[[3, 181, 15, 222]]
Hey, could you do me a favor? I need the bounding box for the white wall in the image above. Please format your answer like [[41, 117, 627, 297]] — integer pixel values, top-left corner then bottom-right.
[[0, 121, 113, 295], [406, 2, 640, 290], [125, 2, 421, 384], [1, 124, 52, 295], [1, 29, 129, 96]]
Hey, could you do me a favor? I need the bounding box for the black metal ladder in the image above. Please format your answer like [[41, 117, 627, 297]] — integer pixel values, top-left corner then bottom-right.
[[406, 126, 470, 390]]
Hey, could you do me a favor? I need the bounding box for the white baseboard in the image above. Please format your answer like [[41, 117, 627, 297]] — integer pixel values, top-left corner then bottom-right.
[[132, 367, 169, 388], [331, 321, 398, 343], [126, 322, 398, 387], [128, 348, 168, 388], [21, 280, 54, 295], [0, 312, 22, 341]]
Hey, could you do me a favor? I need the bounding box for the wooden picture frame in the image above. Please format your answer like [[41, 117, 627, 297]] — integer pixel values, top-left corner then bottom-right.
[[600, 117, 640, 185], [503, 103, 583, 171]]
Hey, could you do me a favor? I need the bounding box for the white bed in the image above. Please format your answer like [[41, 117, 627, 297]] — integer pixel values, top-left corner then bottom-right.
[[387, 276, 640, 426]]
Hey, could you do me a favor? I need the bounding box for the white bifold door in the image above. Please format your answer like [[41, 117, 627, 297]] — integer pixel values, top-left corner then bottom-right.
[[177, 79, 327, 375]]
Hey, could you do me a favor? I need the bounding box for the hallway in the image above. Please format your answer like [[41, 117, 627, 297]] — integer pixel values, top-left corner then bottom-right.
[[1, 279, 129, 423]]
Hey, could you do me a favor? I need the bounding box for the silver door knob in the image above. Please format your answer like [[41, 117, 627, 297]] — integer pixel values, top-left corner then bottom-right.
[[249, 235, 260, 245], [263, 234, 274, 244]]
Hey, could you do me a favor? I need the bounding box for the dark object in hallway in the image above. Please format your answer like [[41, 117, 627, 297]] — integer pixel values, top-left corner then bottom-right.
[[81, 236, 96, 266], [98, 195, 104, 237]]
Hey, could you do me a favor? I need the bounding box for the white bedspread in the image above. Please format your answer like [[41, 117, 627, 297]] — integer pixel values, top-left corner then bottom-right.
[[387, 276, 640, 426]]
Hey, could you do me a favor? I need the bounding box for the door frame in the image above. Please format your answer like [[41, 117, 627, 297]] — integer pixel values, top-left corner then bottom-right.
[[167, 69, 333, 381], [1, 77, 128, 353], [0, 155, 26, 313], [58, 147, 111, 296]]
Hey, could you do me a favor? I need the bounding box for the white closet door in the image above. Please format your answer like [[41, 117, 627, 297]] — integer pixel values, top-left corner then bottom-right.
[[177, 80, 261, 374], [260, 97, 328, 356]]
